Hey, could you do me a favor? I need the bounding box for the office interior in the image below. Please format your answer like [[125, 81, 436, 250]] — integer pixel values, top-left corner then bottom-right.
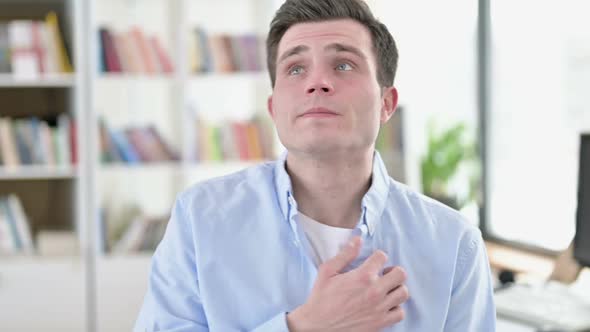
[[0, 0, 589, 331]]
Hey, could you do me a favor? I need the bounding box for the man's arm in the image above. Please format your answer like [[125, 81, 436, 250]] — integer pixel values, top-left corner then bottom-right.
[[133, 196, 291, 332], [443, 228, 497, 331], [133, 196, 208, 331]]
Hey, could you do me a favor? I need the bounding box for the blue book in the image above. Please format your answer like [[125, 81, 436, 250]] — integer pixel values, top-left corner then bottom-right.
[[13, 121, 33, 165], [29, 117, 45, 164], [110, 130, 140, 163], [0, 198, 22, 251]]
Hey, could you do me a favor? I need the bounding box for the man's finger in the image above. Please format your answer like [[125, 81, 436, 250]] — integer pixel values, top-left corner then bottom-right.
[[318, 236, 362, 280], [356, 250, 388, 278], [376, 266, 407, 295]]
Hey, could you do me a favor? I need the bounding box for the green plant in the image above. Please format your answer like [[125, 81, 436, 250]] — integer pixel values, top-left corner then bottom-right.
[[420, 121, 479, 209]]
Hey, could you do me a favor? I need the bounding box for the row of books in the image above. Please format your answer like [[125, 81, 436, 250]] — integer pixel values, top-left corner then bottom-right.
[[189, 28, 264, 73], [0, 12, 73, 78], [0, 194, 34, 256], [98, 204, 168, 254], [98, 26, 174, 74], [193, 115, 275, 162], [99, 120, 179, 164], [0, 115, 76, 168]]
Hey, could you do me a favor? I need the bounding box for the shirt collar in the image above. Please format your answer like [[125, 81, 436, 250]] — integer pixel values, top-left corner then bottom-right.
[[273, 150, 391, 237]]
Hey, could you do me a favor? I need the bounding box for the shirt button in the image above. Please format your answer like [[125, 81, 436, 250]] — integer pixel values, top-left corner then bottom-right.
[[351, 228, 363, 237], [360, 224, 369, 236]]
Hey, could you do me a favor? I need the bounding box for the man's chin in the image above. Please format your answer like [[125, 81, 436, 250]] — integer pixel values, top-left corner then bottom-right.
[[292, 141, 363, 156]]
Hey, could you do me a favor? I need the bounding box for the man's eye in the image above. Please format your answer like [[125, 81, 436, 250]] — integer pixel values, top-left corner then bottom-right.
[[288, 66, 304, 75], [336, 63, 353, 71]]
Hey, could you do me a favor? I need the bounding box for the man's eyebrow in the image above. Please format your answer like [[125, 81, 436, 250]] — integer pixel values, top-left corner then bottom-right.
[[277, 45, 310, 64], [325, 43, 367, 60]]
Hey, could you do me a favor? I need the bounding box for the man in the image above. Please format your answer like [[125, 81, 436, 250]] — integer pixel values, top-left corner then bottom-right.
[[134, 0, 496, 331]]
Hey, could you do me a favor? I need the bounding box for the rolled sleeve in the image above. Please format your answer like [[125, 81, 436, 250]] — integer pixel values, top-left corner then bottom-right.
[[444, 228, 497, 331], [250, 312, 290, 332], [134, 196, 208, 331]]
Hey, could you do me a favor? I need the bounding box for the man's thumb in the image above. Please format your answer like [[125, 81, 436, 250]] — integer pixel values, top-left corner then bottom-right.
[[318, 236, 361, 279]]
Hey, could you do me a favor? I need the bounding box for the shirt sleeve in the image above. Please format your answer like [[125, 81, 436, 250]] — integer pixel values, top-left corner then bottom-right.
[[443, 227, 497, 332], [133, 196, 209, 331], [133, 196, 292, 332], [250, 312, 290, 332]]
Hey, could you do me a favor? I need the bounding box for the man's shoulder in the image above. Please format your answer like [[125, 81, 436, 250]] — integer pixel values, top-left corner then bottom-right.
[[178, 161, 276, 204], [386, 178, 478, 236]]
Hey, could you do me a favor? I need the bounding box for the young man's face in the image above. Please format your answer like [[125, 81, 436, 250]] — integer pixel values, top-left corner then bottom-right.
[[268, 19, 398, 157]]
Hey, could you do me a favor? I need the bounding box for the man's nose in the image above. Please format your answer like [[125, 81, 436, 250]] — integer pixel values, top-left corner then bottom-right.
[[305, 74, 334, 96]]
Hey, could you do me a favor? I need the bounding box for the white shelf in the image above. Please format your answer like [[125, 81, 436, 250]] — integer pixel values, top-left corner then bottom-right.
[[0, 165, 78, 180], [99, 161, 182, 173], [0, 74, 76, 88], [187, 160, 264, 170], [97, 73, 175, 83], [188, 71, 267, 82], [98, 161, 263, 173]]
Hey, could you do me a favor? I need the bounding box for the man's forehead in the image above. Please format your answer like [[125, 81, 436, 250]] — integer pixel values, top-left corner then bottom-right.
[[278, 19, 373, 55]]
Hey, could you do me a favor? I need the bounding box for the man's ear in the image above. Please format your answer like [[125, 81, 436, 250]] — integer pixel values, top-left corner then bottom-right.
[[380, 87, 399, 123], [267, 95, 275, 119]]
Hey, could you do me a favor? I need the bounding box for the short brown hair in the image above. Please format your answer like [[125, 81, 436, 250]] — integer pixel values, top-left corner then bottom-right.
[[266, 0, 398, 89]]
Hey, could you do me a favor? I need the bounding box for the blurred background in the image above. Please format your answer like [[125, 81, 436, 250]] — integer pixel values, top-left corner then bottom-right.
[[0, 0, 589, 331]]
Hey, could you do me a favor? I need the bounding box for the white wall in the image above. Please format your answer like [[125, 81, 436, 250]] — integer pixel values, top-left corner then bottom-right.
[[487, 0, 590, 251]]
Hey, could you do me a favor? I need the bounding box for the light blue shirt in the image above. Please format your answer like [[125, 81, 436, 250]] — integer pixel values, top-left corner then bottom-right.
[[134, 151, 496, 331]]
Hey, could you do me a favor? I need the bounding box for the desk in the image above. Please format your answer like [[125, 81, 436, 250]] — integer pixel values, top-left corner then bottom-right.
[[497, 319, 536, 332]]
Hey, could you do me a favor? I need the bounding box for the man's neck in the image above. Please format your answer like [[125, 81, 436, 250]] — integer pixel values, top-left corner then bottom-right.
[[286, 149, 374, 229]]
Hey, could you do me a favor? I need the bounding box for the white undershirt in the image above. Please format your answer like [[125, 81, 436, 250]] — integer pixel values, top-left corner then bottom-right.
[[297, 212, 354, 267]]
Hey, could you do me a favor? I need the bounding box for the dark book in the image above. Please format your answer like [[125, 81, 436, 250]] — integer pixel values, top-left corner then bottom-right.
[[13, 121, 33, 165], [99, 28, 122, 73], [0, 23, 11, 73]]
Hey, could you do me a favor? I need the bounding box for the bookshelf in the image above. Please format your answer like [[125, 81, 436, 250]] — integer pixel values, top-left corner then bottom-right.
[[0, 0, 88, 331], [2, 0, 307, 330], [90, 1, 279, 331], [0, 73, 75, 87], [0, 165, 77, 180]]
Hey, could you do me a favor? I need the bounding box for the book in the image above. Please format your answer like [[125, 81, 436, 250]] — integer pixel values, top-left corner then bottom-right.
[[98, 26, 174, 74], [130, 27, 157, 74], [6, 194, 34, 254], [8, 20, 39, 79], [57, 114, 72, 166], [99, 28, 122, 73], [0, 198, 22, 252], [0, 23, 11, 73], [149, 36, 174, 73], [194, 27, 212, 72], [0, 115, 76, 168], [189, 29, 264, 74], [98, 118, 121, 162], [0, 118, 20, 167], [45, 11, 73, 73], [68, 116, 77, 164], [13, 120, 33, 165], [0, 200, 17, 254], [1, 14, 72, 77], [110, 130, 141, 163]]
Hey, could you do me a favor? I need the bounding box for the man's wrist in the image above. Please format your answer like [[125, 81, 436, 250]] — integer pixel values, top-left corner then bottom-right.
[[286, 306, 310, 332]]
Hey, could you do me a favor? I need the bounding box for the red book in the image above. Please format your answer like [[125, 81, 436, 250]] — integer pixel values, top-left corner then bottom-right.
[[149, 36, 174, 73], [232, 122, 249, 160], [69, 118, 77, 164], [99, 28, 121, 72], [31, 22, 45, 73], [131, 27, 157, 74]]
